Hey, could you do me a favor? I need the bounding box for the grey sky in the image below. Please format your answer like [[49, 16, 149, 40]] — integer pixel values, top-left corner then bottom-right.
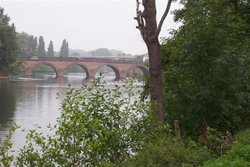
[[0, 0, 181, 55]]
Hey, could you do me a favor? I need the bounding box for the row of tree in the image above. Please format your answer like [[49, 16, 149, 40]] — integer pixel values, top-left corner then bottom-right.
[[17, 32, 69, 58]]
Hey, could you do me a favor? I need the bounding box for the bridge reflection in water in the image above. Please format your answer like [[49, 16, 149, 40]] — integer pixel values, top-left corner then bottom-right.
[[20, 57, 148, 81], [30, 73, 119, 85]]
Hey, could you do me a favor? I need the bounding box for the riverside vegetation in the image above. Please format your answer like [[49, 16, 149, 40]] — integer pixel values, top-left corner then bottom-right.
[[0, 77, 153, 166], [0, 77, 250, 166], [1, 0, 250, 166]]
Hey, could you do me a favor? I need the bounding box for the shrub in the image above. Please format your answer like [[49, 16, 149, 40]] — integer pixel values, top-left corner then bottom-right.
[[15, 77, 152, 166], [198, 127, 232, 156], [204, 145, 250, 167], [204, 129, 250, 167], [110, 133, 211, 167], [234, 128, 250, 145], [0, 124, 19, 166]]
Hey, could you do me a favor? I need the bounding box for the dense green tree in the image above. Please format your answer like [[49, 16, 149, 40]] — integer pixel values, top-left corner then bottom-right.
[[17, 32, 37, 57], [162, 0, 250, 136], [0, 7, 18, 75], [59, 39, 69, 57], [47, 40, 54, 57], [37, 36, 45, 57]]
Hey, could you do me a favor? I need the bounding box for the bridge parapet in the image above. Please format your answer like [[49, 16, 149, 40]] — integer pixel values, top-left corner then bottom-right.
[[20, 56, 143, 65]]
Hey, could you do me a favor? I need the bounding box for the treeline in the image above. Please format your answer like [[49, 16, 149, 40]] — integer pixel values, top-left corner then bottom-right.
[[0, 6, 70, 75], [17, 32, 69, 58]]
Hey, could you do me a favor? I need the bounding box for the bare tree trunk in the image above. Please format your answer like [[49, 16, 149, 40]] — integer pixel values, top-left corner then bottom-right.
[[146, 40, 164, 123], [135, 0, 172, 123]]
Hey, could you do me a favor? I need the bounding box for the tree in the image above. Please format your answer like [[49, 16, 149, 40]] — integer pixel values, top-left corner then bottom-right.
[[17, 32, 37, 57], [37, 36, 45, 57], [135, 0, 173, 123], [47, 40, 54, 57], [161, 0, 250, 136], [0, 7, 18, 75], [59, 39, 69, 57]]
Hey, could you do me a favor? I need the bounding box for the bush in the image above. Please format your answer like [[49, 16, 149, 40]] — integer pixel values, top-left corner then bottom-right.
[[234, 128, 250, 145], [204, 145, 250, 167], [110, 133, 211, 167], [198, 127, 232, 156], [0, 124, 19, 166], [204, 129, 250, 167], [15, 77, 152, 166]]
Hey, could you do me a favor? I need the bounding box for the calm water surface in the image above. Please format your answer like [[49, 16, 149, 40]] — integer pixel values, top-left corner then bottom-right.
[[0, 74, 117, 153]]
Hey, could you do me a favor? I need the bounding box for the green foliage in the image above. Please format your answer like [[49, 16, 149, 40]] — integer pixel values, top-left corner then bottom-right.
[[65, 64, 85, 73], [32, 64, 55, 73], [47, 40, 54, 57], [204, 129, 250, 167], [17, 32, 37, 57], [140, 75, 150, 102], [0, 7, 18, 75], [233, 128, 250, 145], [37, 36, 46, 57], [109, 129, 250, 167], [16, 77, 151, 166], [0, 124, 19, 166], [59, 39, 69, 57], [204, 145, 250, 167], [111, 132, 211, 167], [162, 0, 250, 137], [199, 127, 232, 156]]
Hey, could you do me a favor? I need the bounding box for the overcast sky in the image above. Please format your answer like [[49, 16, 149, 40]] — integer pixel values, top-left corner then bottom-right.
[[0, 0, 181, 55]]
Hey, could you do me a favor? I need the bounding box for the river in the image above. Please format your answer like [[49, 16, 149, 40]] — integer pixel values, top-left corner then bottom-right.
[[0, 74, 118, 154]]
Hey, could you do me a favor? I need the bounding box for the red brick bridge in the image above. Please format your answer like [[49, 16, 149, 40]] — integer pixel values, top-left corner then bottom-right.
[[21, 57, 148, 80]]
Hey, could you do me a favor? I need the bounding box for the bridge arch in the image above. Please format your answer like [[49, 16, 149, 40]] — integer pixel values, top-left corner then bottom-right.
[[63, 63, 90, 80], [95, 64, 121, 81], [127, 65, 149, 79], [30, 62, 58, 78]]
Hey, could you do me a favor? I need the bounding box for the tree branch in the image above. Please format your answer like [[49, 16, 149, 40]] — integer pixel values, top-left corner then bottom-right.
[[155, 0, 173, 38], [135, 0, 147, 41]]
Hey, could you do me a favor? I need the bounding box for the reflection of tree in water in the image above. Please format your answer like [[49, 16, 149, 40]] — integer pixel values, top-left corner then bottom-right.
[[32, 64, 57, 79], [0, 80, 16, 129], [127, 68, 144, 80], [96, 65, 117, 81]]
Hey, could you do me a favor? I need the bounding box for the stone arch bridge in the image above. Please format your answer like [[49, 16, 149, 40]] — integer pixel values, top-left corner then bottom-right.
[[21, 57, 148, 81]]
